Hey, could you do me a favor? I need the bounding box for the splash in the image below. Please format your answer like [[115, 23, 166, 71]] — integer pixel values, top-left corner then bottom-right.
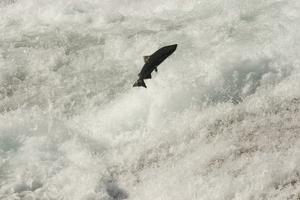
[[1, 0, 300, 199]]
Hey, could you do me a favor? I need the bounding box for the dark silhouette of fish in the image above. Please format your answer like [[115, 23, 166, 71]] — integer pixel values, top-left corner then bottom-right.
[[133, 44, 177, 88]]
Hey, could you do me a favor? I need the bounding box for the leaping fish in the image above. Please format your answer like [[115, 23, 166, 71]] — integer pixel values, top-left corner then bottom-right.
[[133, 44, 177, 88]]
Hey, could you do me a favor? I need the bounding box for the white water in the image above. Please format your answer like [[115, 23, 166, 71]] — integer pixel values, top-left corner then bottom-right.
[[1, 0, 300, 199]]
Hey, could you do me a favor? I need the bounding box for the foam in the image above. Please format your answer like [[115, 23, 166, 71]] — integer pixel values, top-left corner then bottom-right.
[[1, 0, 300, 199]]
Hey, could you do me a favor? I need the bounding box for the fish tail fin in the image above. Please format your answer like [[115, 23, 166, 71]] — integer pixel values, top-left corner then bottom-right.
[[133, 79, 147, 88]]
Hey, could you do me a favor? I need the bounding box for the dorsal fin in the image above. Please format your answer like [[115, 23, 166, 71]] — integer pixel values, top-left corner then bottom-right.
[[143, 56, 150, 63]]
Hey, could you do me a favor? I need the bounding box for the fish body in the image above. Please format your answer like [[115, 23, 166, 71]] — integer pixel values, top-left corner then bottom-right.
[[133, 44, 177, 88]]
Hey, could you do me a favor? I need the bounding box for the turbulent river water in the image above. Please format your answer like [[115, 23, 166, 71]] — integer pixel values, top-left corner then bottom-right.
[[1, 0, 300, 199]]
